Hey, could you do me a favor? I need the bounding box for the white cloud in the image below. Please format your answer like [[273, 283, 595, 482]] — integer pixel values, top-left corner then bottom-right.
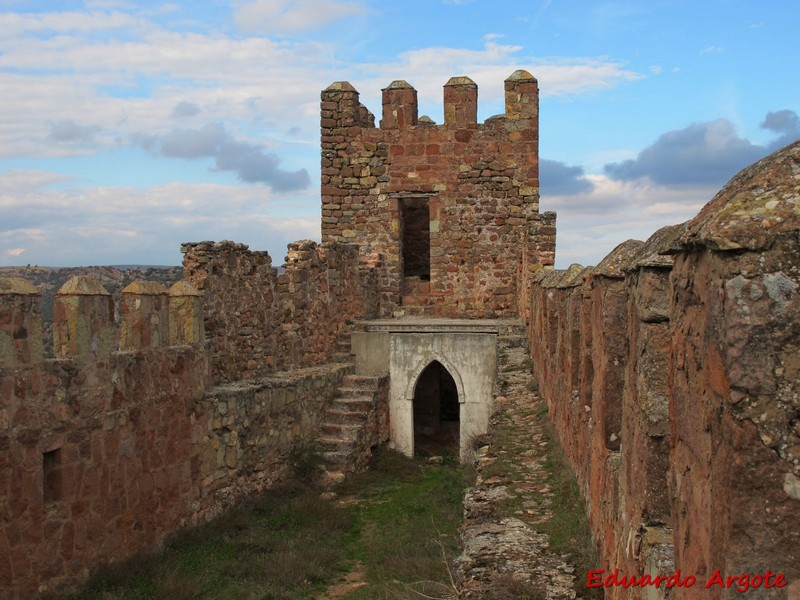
[[542, 174, 709, 267], [0, 172, 319, 266], [233, 0, 367, 33], [0, 5, 649, 267], [0, 10, 141, 34], [349, 42, 641, 121], [0, 10, 643, 160]]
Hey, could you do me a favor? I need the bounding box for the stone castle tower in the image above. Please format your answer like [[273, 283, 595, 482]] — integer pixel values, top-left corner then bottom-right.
[[320, 70, 555, 317], [2, 68, 799, 600]]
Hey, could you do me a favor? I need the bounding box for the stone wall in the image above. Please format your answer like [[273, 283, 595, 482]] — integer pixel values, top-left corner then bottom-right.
[[524, 142, 800, 598], [200, 363, 353, 510], [320, 71, 555, 318], [181, 239, 378, 383], [0, 271, 362, 598], [0, 277, 209, 598]]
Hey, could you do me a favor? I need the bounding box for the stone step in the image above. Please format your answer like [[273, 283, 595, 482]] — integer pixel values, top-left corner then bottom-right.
[[322, 450, 350, 466], [325, 407, 369, 425], [335, 385, 376, 397], [341, 374, 382, 391], [332, 395, 373, 409], [499, 334, 527, 346], [319, 422, 362, 438], [322, 468, 346, 486], [318, 435, 357, 453], [499, 352, 530, 364], [330, 352, 355, 364]]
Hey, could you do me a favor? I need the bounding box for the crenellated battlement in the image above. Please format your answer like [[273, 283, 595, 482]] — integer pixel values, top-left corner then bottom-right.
[[0, 241, 378, 598], [181, 239, 379, 383], [320, 70, 550, 318], [324, 69, 538, 132], [0, 276, 205, 370]]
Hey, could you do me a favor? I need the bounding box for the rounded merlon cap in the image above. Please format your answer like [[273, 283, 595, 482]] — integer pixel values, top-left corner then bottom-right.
[[679, 140, 800, 251], [592, 239, 645, 278], [121, 280, 168, 295], [382, 80, 415, 91], [0, 277, 39, 295], [56, 276, 111, 296], [627, 223, 686, 270], [324, 81, 357, 92], [506, 69, 537, 82], [445, 76, 477, 87], [168, 280, 202, 297]]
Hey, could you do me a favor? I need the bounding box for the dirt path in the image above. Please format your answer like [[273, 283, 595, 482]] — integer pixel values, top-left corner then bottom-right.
[[455, 322, 580, 599], [315, 563, 368, 600]]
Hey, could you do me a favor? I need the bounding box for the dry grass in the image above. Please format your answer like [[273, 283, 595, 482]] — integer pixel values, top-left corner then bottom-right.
[[60, 447, 471, 600]]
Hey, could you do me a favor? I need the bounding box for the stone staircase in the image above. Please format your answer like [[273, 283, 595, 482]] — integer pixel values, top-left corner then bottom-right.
[[317, 372, 389, 485], [331, 327, 356, 363]]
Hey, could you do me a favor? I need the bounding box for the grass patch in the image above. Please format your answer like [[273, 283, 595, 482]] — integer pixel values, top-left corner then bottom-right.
[[336, 447, 472, 599], [61, 482, 358, 600], [60, 448, 471, 600], [531, 425, 603, 600], [536, 443, 602, 599], [478, 396, 602, 600]]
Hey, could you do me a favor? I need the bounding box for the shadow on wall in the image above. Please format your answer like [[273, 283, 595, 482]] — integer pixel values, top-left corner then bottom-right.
[[523, 140, 800, 594]]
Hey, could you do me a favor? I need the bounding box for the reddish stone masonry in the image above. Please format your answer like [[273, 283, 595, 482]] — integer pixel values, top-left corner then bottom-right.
[[2, 71, 799, 600], [523, 143, 800, 599], [320, 71, 556, 317]]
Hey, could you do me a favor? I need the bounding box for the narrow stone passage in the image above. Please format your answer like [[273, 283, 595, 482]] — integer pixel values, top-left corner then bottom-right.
[[456, 321, 580, 599]]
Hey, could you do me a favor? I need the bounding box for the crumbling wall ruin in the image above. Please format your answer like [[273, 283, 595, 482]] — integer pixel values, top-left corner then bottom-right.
[[525, 141, 800, 598], [0, 236, 385, 598], [182, 239, 378, 383]]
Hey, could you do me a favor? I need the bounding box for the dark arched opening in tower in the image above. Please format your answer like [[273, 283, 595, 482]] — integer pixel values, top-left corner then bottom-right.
[[413, 361, 460, 456]]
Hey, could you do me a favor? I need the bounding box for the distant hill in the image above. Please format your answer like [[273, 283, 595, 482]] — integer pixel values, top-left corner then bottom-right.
[[0, 265, 185, 356]]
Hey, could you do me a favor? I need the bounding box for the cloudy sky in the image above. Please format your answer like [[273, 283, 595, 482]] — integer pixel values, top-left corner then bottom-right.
[[1, 0, 798, 268]]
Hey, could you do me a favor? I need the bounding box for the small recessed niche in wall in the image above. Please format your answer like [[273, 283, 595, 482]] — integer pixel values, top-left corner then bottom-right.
[[43, 448, 62, 504]]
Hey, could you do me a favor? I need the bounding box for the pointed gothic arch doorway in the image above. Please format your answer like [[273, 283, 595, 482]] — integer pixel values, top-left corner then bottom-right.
[[412, 360, 460, 457]]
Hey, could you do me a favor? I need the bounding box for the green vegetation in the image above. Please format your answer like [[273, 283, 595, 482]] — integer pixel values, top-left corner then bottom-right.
[[60, 447, 471, 600], [483, 396, 602, 600], [336, 448, 469, 599], [57, 400, 599, 600], [537, 444, 603, 599], [63, 483, 356, 600]]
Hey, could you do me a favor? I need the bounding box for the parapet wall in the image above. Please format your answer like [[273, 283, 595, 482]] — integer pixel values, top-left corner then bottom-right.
[[0, 277, 210, 597], [321, 71, 555, 317], [524, 141, 800, 598], [182, 239, 378, 383], [0, 249, 369, 598]]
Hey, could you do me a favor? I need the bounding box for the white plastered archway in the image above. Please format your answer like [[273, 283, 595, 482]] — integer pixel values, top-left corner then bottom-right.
[[388, 332, 497, 460], [404, 352, 466, 402]]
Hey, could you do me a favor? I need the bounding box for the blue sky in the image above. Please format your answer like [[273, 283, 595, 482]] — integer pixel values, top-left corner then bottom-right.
[[1, 0, 798, 268]]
